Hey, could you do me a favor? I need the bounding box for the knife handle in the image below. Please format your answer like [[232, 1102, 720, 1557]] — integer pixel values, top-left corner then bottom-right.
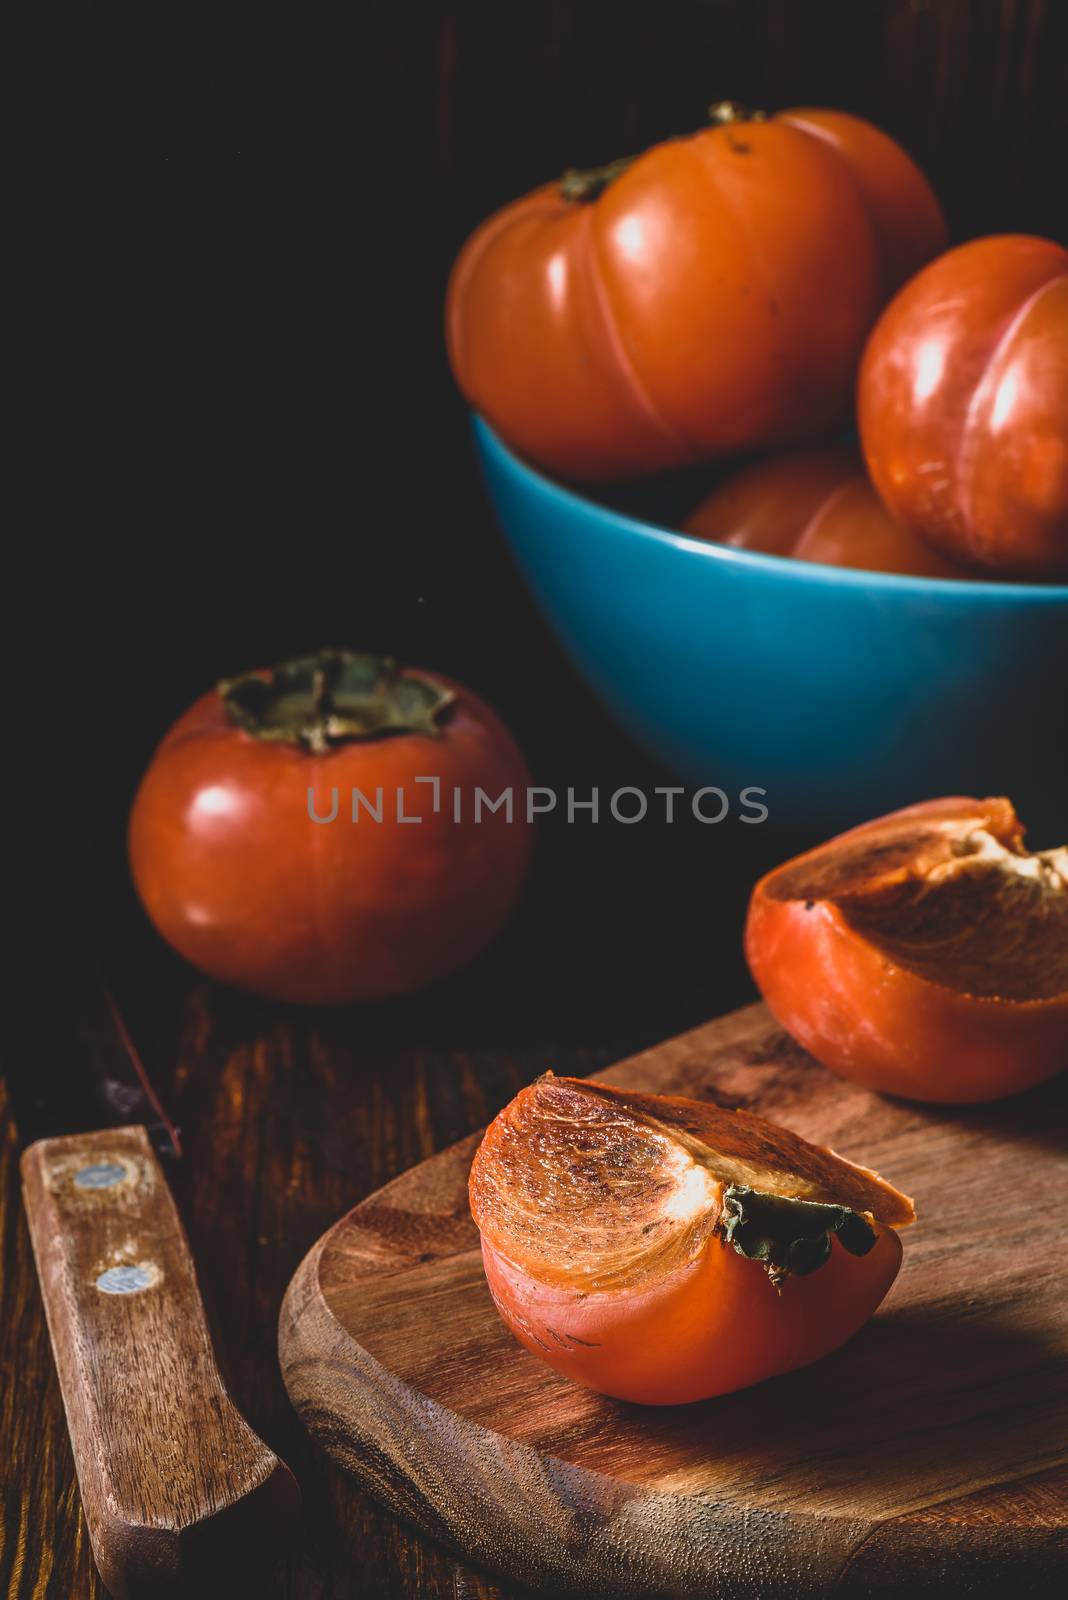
[[21, 1124, 300, 1598]]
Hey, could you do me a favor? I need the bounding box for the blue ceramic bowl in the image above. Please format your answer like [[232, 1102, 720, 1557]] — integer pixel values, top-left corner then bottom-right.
[[474, 416, 1068, 840]]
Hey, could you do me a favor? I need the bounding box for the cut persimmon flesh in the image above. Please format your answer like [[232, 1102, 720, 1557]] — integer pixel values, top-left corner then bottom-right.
[[469, 1075, 913, 1405], [746, 796, 1068, 1103]]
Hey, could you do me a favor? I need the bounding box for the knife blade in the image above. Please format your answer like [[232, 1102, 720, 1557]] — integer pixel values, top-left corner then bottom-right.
[[11, 939, 182, 1159], [9, 891, 300, 1598]]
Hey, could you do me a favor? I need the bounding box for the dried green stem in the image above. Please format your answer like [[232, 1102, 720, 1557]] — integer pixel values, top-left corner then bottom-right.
[[219, 650, 454, 753], [721, 1185, 877, 1286], [560, 101, 767, 203]]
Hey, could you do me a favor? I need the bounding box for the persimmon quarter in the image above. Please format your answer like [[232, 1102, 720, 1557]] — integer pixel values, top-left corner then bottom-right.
[[746, 796, 1068, 1102], [470, 1076, 913, 1405]]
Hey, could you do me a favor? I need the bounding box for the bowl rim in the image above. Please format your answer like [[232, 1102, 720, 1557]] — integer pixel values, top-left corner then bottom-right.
[[473, 415, 1068, 604]]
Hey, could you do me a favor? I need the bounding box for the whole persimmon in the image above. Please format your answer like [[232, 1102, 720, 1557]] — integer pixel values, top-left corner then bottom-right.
[[470, 1075, 913, 1405], [448, 104, 945, 482], [129, 651, 532, 1005], [746, 796, 1068, 1103], [859, 236, 1068, 578], [683, 447, 972, 577]]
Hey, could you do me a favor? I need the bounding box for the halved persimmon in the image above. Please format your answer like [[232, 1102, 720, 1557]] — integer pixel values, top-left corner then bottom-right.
[[746, 797, 1068, 1103], [469, 1076, 912, 1405]]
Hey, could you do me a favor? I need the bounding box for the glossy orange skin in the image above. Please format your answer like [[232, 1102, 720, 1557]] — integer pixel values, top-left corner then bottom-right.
[[482, 1226, 902, 1406], [683, 447, 971, 577], [746, 798, 1068, 1104], [448, 109, 946, 482], [859, 236, 1068, 578], [128, 675, 533, 1005]]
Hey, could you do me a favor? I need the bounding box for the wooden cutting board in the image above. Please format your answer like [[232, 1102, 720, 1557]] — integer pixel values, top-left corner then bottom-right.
[[279, 1004, 1068, 1597]]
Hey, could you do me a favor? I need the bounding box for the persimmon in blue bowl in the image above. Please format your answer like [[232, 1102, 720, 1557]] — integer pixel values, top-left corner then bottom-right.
[[473, 416, 1068, 838]]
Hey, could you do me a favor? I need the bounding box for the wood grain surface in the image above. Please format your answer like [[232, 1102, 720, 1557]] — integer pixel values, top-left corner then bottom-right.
[[20, 1126, 299, 1597], [280, 1005, 1068, 1598]]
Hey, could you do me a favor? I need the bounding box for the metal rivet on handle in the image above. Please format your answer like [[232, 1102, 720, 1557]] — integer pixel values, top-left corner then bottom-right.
[[74, 1162, 127, 1191], [96, 1264, 156, 1295]]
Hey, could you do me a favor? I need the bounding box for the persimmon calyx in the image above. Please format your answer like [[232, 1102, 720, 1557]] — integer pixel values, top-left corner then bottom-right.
[[707, 100, 766, 126], [560, 156, 636, 203], [720, 1185, 877, 1286], [561, 103, 767, 202], [219, 649, 454, 753]]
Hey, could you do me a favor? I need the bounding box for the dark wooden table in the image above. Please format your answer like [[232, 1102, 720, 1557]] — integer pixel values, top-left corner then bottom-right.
[[0, 711, 782, 1598]]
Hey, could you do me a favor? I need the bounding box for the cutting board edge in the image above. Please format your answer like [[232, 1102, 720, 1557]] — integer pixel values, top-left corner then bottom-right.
[[279, 1226, 881, 1599], [280, 1219, 1067, 1599], [278, 1001, 1068, 1597]]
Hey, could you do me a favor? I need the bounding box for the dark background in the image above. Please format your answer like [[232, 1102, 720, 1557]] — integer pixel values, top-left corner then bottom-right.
[[18, 0, 1068, 1016], [20, 0, 1068, 799], [7, 2, 1068, 1596]]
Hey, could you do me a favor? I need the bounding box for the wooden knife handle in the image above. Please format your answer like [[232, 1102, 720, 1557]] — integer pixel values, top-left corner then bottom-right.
[[21, 1125, 300, 1598]]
